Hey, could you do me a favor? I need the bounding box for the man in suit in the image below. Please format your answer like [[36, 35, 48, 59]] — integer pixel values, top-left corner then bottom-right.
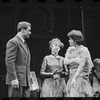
[[5, 21, 31, 97]]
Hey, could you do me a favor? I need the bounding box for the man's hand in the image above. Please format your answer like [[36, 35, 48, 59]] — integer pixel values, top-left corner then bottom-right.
[[11, 79, 19, 88]]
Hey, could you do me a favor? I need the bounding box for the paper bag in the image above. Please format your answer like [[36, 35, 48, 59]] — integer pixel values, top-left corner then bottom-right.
[[30, 71, 39, 91]]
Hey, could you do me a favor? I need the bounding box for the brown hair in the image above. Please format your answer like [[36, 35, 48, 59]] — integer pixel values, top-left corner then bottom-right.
[[67, 29, 84, 45]]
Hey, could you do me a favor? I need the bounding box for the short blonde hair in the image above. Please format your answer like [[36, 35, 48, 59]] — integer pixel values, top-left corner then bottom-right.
[[49, 38, 64, 49]]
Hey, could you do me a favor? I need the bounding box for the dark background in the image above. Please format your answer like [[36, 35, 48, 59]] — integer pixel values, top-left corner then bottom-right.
[[1, 0, 100, 97]]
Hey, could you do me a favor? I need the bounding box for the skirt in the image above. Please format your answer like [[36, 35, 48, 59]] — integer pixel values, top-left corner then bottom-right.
[[40, 78, 66, 97], [64, 76, 94, 97]]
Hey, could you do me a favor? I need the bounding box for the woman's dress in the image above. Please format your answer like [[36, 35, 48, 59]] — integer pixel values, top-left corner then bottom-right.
[[40, 54, 66, 97], [65, 45, 94, 97]]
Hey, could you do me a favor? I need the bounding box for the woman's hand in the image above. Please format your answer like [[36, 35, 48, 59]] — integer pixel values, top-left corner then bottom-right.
[[56, 69, 63, 75], [48, 73, 54, 76], [53, 74, 60, 80], [71, 78, 76, 87]]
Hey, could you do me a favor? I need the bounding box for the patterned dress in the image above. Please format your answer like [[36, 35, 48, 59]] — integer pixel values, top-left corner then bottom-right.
[[64, 45, 94, 97], [40, 54, 66, 97]]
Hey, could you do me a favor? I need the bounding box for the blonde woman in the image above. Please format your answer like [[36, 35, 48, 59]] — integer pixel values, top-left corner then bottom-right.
[[40, 38, 67, 97]]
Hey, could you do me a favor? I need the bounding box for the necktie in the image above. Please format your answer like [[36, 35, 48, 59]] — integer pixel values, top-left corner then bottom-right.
[[24, 41, 29, 51]]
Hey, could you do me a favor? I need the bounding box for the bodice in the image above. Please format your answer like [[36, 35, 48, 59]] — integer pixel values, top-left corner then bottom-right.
[[41, 54, 64, 73]]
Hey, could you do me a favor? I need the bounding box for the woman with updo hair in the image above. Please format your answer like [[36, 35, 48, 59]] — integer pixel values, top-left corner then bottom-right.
[[64, 30, 94, 97], [40, 38, 68, 97]]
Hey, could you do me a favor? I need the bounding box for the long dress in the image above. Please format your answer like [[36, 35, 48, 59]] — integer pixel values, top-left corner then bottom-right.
[[40, 54, 66, 97], [64, 45, 94, 97]]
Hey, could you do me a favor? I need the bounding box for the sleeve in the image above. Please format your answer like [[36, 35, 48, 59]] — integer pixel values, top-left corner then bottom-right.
[[65, 46, 74, 59], [40, 56, 47, 73], [62, 57, 68, 73], [79, 48, 93, 71], [86, 48, 94, 71], [65, 48, 69, 58], [5, 40, 18, 80], [78, 49, 87, 63], [64, 46, 78, 65]]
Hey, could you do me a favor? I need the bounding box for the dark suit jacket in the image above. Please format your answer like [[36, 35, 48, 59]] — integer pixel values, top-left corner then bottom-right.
[[5, 35, 31, 87]]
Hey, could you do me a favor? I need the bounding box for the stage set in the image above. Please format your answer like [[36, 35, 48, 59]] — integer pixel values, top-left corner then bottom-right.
[[0, 0, 100, 98]]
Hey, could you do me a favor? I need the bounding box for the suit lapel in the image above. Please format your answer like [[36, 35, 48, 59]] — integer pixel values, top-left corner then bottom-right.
[[16, 35, 29, 57]]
